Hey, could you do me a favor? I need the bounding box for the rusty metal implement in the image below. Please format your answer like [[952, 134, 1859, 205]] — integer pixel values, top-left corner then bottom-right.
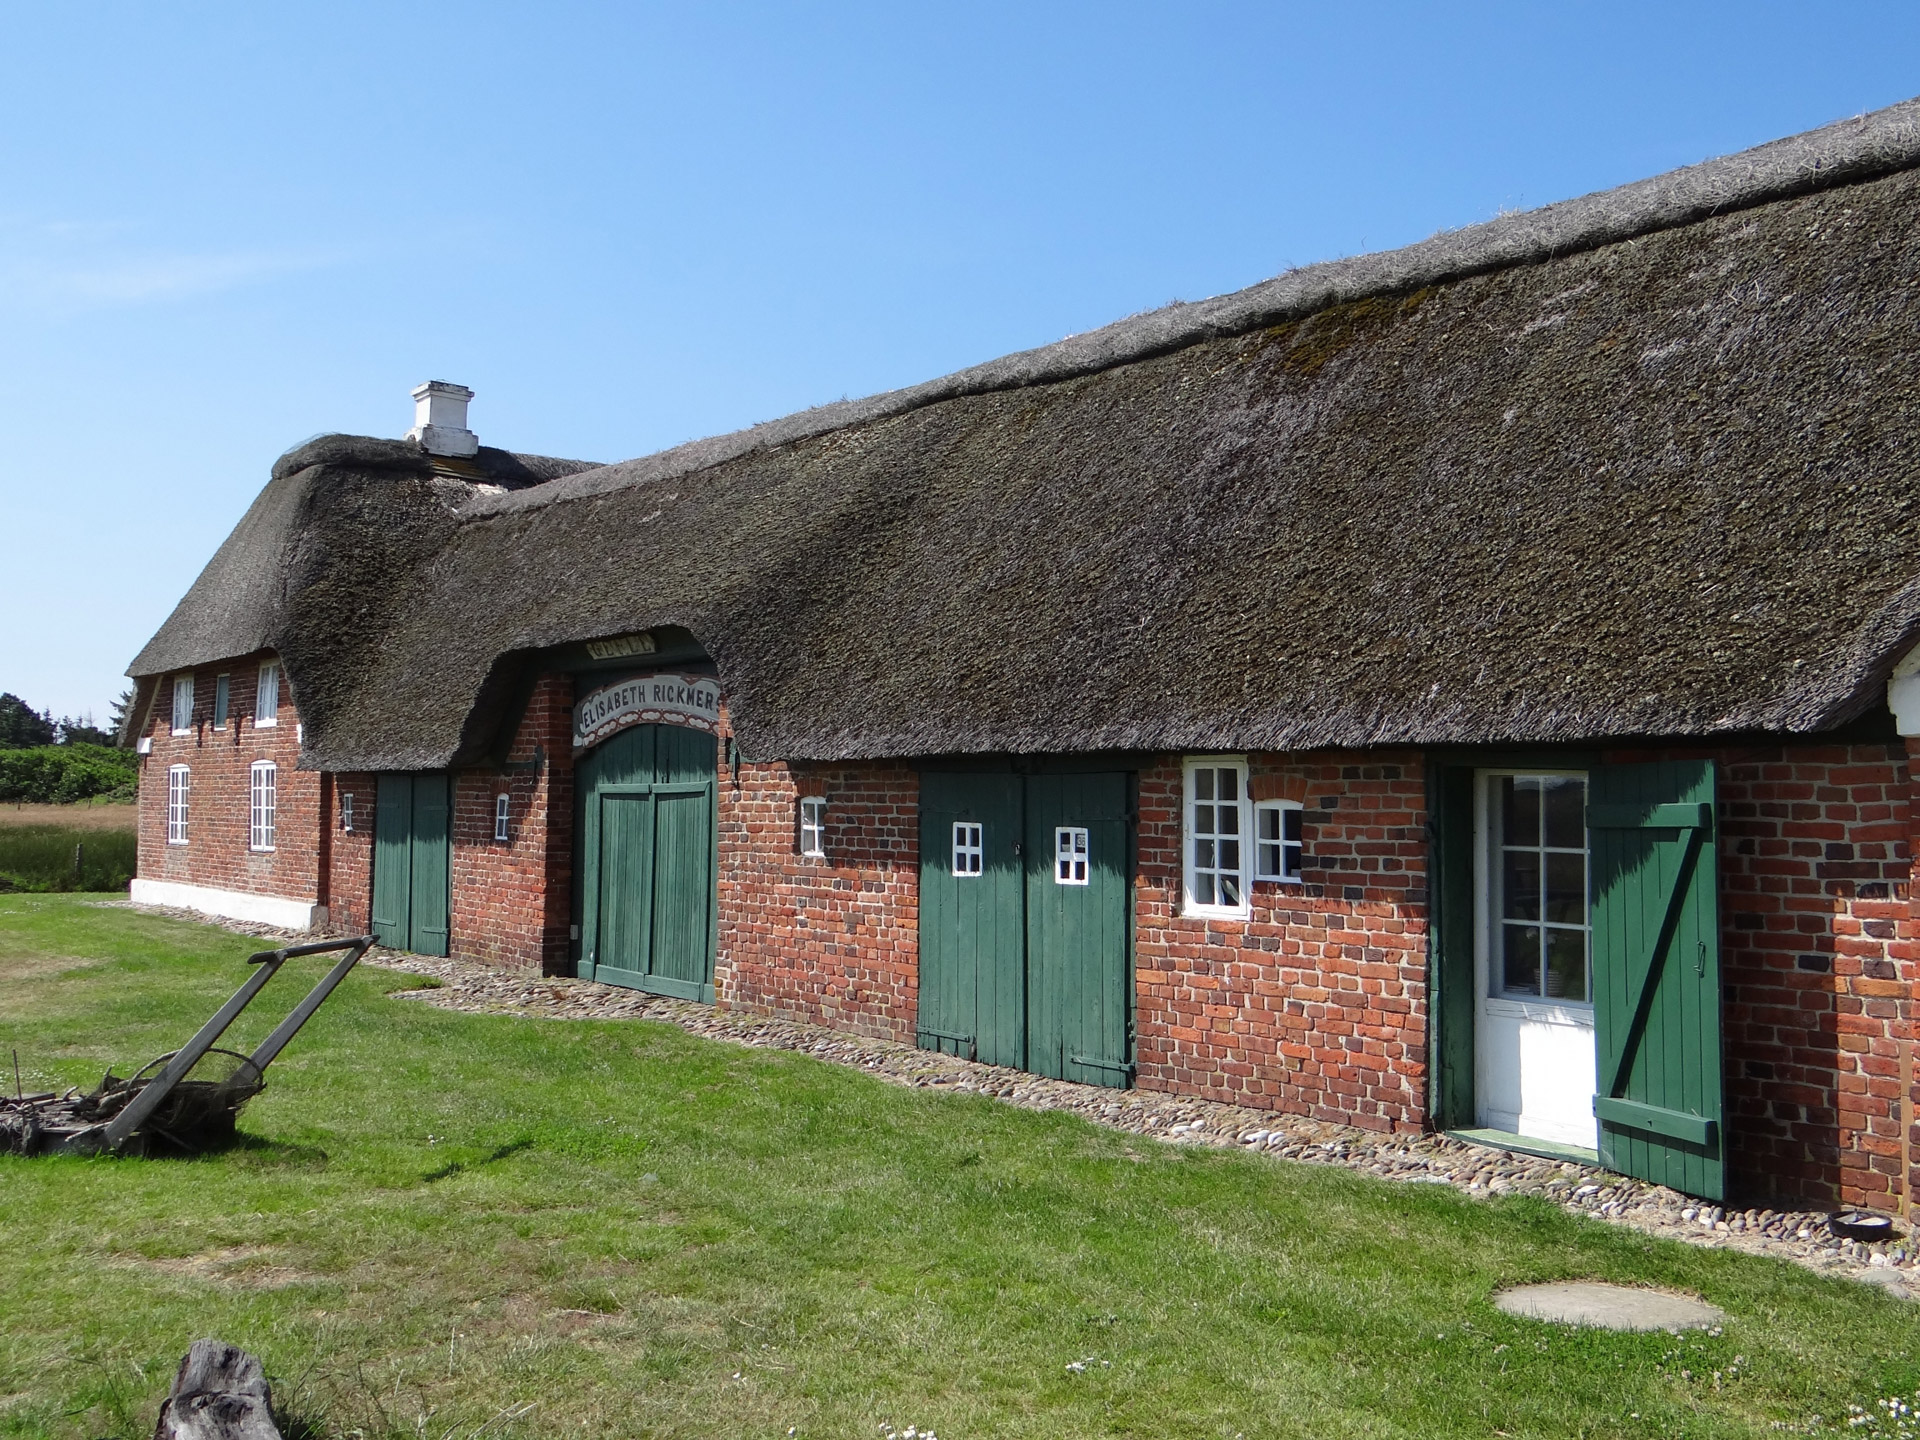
[[1, 935, 374, 1157]]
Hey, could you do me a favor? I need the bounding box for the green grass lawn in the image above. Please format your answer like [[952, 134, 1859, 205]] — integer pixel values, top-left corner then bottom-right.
[[2, 895, 1917, 1439]]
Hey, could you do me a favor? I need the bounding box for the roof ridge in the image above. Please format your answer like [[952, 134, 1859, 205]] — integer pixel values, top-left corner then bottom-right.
[[468, 94, 1920, 518]]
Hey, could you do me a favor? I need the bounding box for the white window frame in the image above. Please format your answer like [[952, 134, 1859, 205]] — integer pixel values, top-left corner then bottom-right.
[[341, 791, 354, 833], [170, 674, 194, 735], [213, 673, 230, 727], [494, 792, 512, 843], [166, 765, 190, 844], [255, 661, 280, 727], [1054, 826, 1089, 885], [952, 821, 984, 877], [249, 761, 277, 852], [798, 796, 827, 857], [1183, 756, 1250, 918], [1254, 799, 1305, 884]]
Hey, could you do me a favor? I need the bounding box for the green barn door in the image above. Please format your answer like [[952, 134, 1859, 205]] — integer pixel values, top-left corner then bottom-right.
[[1024, 772, 1131, 1086], [371, 775, 412, 949], [579, 725, 717, 1002], [371, 772, 451, 955], [917, 772, 1024, 1066], [408, 773, 451, 957], [1590, 760, 1724, 1200]]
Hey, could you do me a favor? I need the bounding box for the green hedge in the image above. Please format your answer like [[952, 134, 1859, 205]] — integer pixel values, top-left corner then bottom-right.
[[0, 745, 138, 803], [0, 825, 137, 892]]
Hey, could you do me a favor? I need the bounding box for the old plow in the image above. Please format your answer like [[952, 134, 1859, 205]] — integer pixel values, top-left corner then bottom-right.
[[2, 935, 374, 1157]]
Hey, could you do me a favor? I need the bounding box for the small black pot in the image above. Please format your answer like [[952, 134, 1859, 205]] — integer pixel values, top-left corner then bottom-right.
[[1831, 1211, 1900, 1242]]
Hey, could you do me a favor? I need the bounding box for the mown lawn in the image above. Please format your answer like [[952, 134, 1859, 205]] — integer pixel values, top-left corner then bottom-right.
[[2, 896, 1917, 1439]]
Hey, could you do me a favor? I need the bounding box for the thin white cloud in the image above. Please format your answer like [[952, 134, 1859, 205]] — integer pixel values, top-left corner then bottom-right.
[[0, 218, 347, 315]]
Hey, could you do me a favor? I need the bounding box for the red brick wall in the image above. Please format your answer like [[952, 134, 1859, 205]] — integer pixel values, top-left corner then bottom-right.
[[716, 757, 920, 1041], [1133, 752, 1430, 1133], [326, 773, 376, 935], [448, 675, 575, 971], [1705, 741, 1915, 1211], [136, 656, 320, 904]]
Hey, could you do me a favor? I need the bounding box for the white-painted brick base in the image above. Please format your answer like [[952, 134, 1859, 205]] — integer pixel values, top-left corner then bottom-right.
[[130, 877, 326, 931]]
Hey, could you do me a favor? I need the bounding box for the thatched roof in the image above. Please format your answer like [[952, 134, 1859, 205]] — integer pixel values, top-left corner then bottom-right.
[[131, 97, 1920, 768]]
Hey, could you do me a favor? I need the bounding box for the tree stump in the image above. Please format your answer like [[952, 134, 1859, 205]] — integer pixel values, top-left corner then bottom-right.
[[153, 1340, 281, 1440]]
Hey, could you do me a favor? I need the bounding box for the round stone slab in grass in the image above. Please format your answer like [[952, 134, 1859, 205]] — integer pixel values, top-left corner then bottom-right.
[[1494, 1283, 1726, 1332]]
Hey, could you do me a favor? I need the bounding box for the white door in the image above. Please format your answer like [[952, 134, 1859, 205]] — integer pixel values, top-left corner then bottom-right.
[[1475, 771, 1597, 1149]]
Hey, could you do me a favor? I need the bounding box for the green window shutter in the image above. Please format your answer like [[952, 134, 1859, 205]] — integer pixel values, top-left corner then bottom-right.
[[1589, 759, 1724, 1200], [371, 774, 412, 949], [408, 773, 452, 957]]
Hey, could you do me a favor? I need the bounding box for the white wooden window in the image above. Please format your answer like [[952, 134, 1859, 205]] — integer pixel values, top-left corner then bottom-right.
[[341, 792, 354, 832], [1054, 826, 1089, 884], [798, 796, 827, 857], [952, 822, 984, 876], [494, 793, 512, 842], [170, 674, 194, 734], [1488, 773, 1591, 1002], [1184, 758, 1249, 916], [1255, 799, 1304, 884], [166, 765, 190, 844], [249, 761, 277, 851], [255, 661, 280, 727], [213, 674, 230, 727]]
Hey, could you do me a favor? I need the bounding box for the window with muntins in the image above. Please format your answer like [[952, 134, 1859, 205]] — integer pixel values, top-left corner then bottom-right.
[[167, 765, 190, 844], [256, 661, 280, 727], [1054, 826, 1089, 884], [1254, 800, 1304, 883], [798, 796, 827, 857], [494, 793, 511, 842], [170, 675, 194, 734], [952, 821, 983, 876], [213, 674, 230, 727], [1490, 774, 1590, 1002], [341, 792, 354, 832], [249, 761, 277, 851], [1185, 759, 1248, 914]]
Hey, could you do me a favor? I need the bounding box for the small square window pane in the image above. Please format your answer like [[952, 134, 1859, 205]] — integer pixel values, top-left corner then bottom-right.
[[1217, 768, 1239, 802], [1216, 805, 1239, 837], [1542, 777, 1586, 849], [1282, 808, 1302, 844], [1544, 852, 1586, 923], [1218, 874, 1241, 906], [1218, 838, 1240, 871], [1194, 871, 1216, 907], [1501, 850, 1541, 921], [1195, 803, 1214, 835], [1501, 777, 1540, 847], [1195, 837, 1216, 870], [1501, 924, 1542, 995], [1283, 842, 1303, 878], [1195, 769, 1215, 801], [1545, 927, 1588, 1001], [1258, 807, 1280, 842]]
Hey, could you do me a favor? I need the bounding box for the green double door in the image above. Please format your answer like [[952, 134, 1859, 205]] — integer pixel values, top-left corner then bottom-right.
[[918, 770, 1132, 1086], [372, 772, 451, 956], [577, 724, 717, 1002]]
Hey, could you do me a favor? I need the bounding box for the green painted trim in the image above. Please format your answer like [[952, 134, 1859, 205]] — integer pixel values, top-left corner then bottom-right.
[[1448, 1127, 1600, 1168], [1426, 763, 1477, 1131], [1595, 1096, 1719, 1147]]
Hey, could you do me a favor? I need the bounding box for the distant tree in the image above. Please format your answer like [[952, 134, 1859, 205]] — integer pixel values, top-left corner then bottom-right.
[[106, 686, 135, 746], [57, 713, 117, 747], [0, 694, 56, 749]]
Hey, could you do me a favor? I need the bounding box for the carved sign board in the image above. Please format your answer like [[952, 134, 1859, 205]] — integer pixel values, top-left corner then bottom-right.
[[574, 672, 720, 751], [584, 632, 657, 660]]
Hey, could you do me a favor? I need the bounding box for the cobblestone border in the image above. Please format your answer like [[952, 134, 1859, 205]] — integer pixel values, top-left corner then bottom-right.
[[115, 901, 1920, 1298]]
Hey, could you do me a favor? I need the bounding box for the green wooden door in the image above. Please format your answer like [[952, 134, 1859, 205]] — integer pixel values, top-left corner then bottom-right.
[[371, 772, 450, 955], [408, 773, 451, 957], [371, 775, 412, 949], [1024, 772, 1131, 1087], [1590, 759, 1724, 1199], [579, 724, 717, 1002], [918, 772, 1025, 1065]]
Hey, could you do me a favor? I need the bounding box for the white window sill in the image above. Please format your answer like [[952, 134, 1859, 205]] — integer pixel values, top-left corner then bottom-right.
[[170, 729, 191, 737], [249, 847, 276, 854], [167, 839, 188, 847], [1182, 903, 1250, 922], [255, 720, 278, 729]]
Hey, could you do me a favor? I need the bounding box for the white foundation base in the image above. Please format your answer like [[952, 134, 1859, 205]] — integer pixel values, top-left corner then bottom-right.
[[130, 877, 327, 932]]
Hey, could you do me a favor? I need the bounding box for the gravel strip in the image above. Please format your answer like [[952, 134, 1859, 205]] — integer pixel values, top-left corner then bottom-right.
[[119, 901, 1918, 1297]]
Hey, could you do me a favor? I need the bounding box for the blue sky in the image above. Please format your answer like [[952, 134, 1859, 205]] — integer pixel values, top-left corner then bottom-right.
[[4, 3, 1920, 722]]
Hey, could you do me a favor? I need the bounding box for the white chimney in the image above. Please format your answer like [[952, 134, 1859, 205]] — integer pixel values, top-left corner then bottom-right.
[[407, 380, 479, 457]]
